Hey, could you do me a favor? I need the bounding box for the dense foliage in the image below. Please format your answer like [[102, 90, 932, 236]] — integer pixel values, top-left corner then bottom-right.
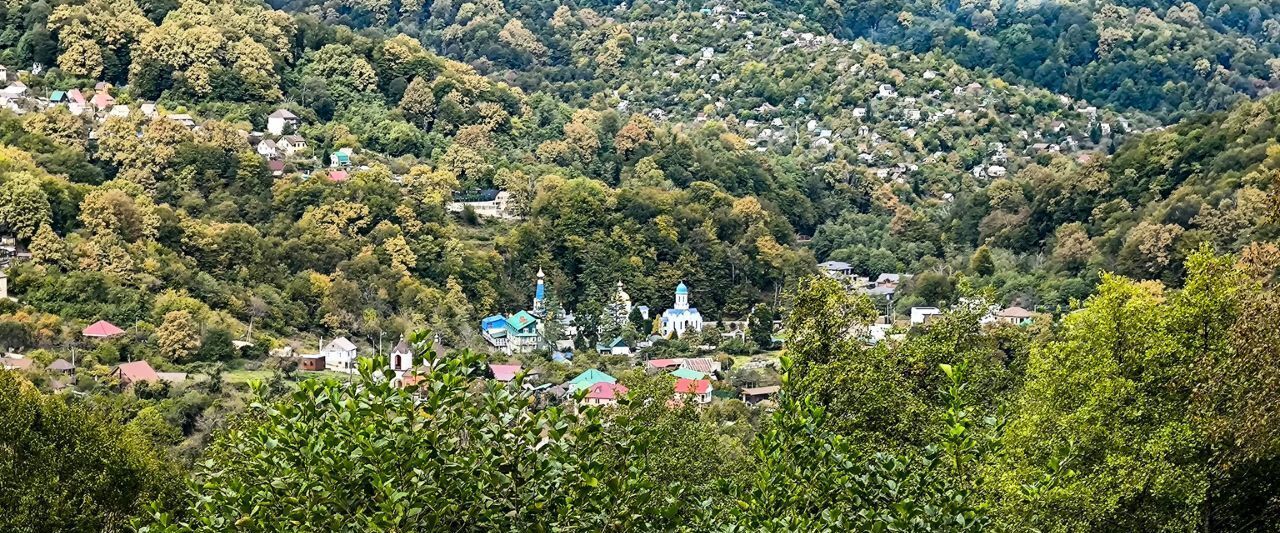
[[0, 371, 183, 532], [0, 0, 1279, 529], [142, 332, 995, 532]]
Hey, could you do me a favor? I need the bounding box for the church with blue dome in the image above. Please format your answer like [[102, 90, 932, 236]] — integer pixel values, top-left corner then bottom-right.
[[660, 282, 703, 337]]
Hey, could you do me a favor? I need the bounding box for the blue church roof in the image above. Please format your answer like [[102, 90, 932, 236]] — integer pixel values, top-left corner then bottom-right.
[[535, 281, 545, 300], [675, 282, 689, 295]]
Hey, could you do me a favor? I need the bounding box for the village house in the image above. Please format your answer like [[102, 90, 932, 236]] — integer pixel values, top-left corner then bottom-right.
[[875, 273, 907, 289], [673, 378, 713, 405], [596, 337, 631, 356], [330, 148, 353, 167], [488, 363, 524, 384], [91, 90, 114, 113], [322, 336, 358, 372], [47, 359, 75, 375], [256, 139, 280, 159], [1, 356, 32, 371], [582, 382, 628, 407], [740, 385, 780, 405], [267, 108, 300, 135], [645, 358, 684, 373], [1, 80, 26, 100], [278, 135, 307, 157], [565, 371, 619, 404], [910, 307, 942, 325], [995, 306, 1035, 326], [166, 113, 196, 128], [680, 357, 721, 376], [480, 269, 556, 354], [156, 371, 188, 384], [446, 190, 515, 219], [111, 360, 159, 387], [500, 311, 543, 354], [818, 260, 853, 278], [299, 354, 326, 371], [671, 367, 707, 380]]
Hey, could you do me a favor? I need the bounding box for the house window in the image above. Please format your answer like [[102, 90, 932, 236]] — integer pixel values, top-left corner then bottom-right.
[[394, 355, 402, 369]]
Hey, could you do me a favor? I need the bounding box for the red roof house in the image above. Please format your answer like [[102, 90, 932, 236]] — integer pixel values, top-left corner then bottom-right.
[[1, 357, 33, 371], [489, 363, 522, 383], [673, 378, 713, 405], [644, 358, 684, 372], [111, 360, 159, 386], [91, 91, 114, 111], [583, 382, 628, 406], [82, 320, 125, 338], [327, 170, 349, 182]]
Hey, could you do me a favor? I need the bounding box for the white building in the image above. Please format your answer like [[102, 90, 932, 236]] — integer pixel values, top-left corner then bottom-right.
[[256, 139, 279, 159], [446, 190, 515, 219], [322, 336, 358, 372], [267, 109, 299, 136], [660, 282, 703, 337], [387, 337, 413, 386], [910, 307, 942, 325]]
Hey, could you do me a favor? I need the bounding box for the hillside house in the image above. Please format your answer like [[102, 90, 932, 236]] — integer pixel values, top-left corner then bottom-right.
[[910, 307, 942, 325], [447, 190, 514, 219], [47, 359, 75, 375], [995, 306, 1035, 326], [488, 363, 524, 383], [1, 356, 32, 371], [91, 91, 114, 113], [818, 260, 853, 277], [278, 135, 307, 157], [645, 358, 684, 373], [256, 139, 279, 159], [673, 378, 713, 405], [111, 360, 159, 386], [330, 148, 352, 167], [680, 357, 721, 376], [322, 337, 358, 372], [299, 354, 326, 371], [166, 114, 196, 128], [267, 109, 299, 135], [740, 385, 780, 405], [567, 369, 616, 393], [596, 336, 631, 356], [582, 382, 628, 407]]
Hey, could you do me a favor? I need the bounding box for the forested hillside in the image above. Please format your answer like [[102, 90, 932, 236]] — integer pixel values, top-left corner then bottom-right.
[[0, 0, 1279, 530], [782, 0, 1280, 118]]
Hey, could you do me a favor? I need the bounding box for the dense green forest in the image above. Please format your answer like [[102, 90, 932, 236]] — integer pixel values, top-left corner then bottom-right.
[[0, 0, 1279, 530]]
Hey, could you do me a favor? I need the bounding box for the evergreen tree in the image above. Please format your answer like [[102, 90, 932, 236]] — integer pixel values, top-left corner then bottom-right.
[[748, 304, 775, 349], [628, 306, 649, 335], [970, 245, 996, 277]]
